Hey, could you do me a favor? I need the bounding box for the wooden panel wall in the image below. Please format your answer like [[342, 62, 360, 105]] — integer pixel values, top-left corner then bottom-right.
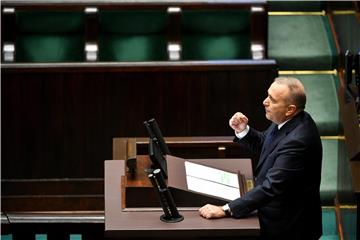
[[2, 61, 277, 179]]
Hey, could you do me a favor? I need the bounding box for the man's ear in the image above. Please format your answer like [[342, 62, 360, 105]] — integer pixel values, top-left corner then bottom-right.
[[286, 104, 297, 117]]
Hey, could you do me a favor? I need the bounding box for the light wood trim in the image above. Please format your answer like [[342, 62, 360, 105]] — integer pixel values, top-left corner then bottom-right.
[[278, 70, 337, 75], [268, 11, 326, 16]]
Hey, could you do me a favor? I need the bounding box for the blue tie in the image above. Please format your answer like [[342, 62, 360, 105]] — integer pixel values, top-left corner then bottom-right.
[[263, 125, 278, 151]]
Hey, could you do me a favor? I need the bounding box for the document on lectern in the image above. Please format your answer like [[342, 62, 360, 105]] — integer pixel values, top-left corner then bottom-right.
[[184, 161, 242, 201]]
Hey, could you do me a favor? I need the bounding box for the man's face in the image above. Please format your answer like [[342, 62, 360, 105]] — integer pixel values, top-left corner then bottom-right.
[[263, 82, 290, 124]]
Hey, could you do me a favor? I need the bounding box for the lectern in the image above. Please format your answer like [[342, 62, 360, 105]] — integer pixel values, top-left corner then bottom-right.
[[104, 156, 260, 239]]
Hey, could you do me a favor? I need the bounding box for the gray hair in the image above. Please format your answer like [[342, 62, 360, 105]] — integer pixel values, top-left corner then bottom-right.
[[274, 76, 306, 110]]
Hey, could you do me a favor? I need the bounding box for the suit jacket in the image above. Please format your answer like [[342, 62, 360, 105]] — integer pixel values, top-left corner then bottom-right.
[[229, 111, 323, 239]]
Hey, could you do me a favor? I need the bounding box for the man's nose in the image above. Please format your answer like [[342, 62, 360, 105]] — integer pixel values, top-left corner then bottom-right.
[[263, 97, 269, 106]]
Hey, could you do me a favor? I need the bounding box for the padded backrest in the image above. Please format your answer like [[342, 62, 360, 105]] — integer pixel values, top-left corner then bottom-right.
[[290, 74, 342, 136], [16, 11, 85, 62], [320, 139, 339, 205], [341, 208, 357, 239], [99, 10, 168, 61], [268, 15, 337, 70], [321, 208, 339, 238], [319, 139, 354, 206], [181, 10, 251, 60]]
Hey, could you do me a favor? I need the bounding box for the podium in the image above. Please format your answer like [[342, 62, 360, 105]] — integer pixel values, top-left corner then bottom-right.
[[104, 156, 260, 239]]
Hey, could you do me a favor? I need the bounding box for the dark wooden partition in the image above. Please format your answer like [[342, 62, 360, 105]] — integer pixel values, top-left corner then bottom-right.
[[2, 60, 277, 179]]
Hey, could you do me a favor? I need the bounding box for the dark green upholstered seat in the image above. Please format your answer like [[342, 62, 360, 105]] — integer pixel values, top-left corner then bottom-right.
[[320, 235, 340, 240], [321, 207, 357, 239], [320, 138, 354, 205], [99, 10, 168, 61], [320, 208, 339, 239], [332, 13, 360, 53], [341, 208, 357, 239], [337, 138, 356, 205], [268, 15, 337, 70], [282, 74, 341, 136], [320, 236, 341, 240], [1, 235, 12, 240], [16, 11, 84, 62], [181, 10, 251, 60], [320, 139, 339, 205]]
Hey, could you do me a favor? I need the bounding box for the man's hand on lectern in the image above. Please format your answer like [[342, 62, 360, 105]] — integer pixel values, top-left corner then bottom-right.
[[229, 112, 248, 134], [199, 204, 226, 219]]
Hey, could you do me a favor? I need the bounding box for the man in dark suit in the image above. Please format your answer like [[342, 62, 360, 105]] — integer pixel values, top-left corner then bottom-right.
[[199, 77, 323, 239]]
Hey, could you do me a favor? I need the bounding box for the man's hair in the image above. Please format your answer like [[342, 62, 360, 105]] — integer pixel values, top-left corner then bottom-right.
[[274, 76, 307, 110]]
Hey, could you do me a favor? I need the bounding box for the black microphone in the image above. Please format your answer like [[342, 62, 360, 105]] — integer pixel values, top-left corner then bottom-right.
[[147, 119, 171, 155]]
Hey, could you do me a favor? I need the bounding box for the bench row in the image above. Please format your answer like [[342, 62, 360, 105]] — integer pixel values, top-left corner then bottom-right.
[[2, 0, 267, 63]]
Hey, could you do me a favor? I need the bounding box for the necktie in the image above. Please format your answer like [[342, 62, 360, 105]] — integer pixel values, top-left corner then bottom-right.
[[263, 125, 278, 151]]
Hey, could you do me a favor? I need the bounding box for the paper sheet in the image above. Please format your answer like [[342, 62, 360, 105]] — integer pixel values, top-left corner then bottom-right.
[[184, 161, 241, 201]]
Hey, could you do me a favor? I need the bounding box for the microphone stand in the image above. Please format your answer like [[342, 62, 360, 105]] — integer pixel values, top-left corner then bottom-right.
[[148, 169, 184, 223]]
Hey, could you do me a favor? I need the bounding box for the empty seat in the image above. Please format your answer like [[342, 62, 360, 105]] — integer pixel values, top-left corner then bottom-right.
[[181, 10, 251, 60], [282, 74, 341, 136], [320, 139, 339, 205], [0, 235, 12, 240], [320, 207, 339, 239], [320, 138, 354, 205], [16, 11, 85, 62], [341, 207, 357, 239], [99, 10, 168, 61], [269, 15, 337, 70]]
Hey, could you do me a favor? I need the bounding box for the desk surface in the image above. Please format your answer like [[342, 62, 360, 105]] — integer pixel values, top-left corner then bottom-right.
[[104, 160, 260, 239]]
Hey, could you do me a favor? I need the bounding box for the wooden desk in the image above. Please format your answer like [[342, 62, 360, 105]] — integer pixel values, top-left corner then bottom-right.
[[113, 136, 256, 159], [104, 160, 260, 239]]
